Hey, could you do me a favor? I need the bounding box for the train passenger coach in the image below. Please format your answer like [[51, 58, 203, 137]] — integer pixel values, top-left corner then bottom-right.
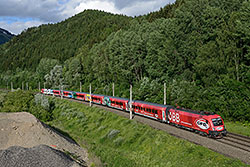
[[131, 101, 173, 123], [62, 90, 73, 98], [104, 96, 129, 111]]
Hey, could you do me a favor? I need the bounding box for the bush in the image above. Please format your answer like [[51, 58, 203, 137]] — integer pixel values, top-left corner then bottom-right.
[[1, 90, 54, 122]]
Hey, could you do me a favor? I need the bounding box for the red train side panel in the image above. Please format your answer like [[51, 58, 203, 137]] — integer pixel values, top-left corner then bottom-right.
[[168, 108, 226, 136], [109, 97, 128, 110]]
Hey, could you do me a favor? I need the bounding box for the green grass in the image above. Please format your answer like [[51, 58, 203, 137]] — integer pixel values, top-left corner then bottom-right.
[[48, 98, 248, 167], [0, 90, 249, 166], [225, 121, 250, 137]]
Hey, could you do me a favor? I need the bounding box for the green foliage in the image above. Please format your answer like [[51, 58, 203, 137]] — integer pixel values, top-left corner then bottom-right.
[[1, 90, 34, 112], [36, 58, 60, 81], [0, 90, 8, 109], [1, 91, 54, 121], [0, 10, 131, 72], [0, 0, 249, 123], [44, 65, 64, 89]]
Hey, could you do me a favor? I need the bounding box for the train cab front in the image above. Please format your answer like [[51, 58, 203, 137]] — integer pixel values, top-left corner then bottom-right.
[[208, 116, 227, 138]]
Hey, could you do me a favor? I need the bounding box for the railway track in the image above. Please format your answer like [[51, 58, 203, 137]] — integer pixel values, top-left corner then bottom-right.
[[47, 95, 250, 164], [217, 132, 250, 153]]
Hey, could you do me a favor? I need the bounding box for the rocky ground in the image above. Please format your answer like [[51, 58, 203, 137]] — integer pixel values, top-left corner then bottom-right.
[[0, 112, 100, 167]]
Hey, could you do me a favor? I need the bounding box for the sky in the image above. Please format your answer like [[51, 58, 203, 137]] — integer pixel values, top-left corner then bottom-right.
[[0, 0, 175, 35]]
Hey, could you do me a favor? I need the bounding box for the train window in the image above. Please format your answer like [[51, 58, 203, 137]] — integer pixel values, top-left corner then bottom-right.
[[149, 109, 152, 113], [212, 118, 223, 126]]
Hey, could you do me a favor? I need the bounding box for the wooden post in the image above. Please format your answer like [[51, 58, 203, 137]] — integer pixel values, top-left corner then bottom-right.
[[130, 84, 133, 119], [22, 82, 24, 90], [80, 82, 82, 92], [38, 82, 40, 91], [89, 83, 92, 107], [164, 83, 166, 105], [26, 83, 28, 90], [44, 83, 45, 89], [112, 83, 115, 96], [11, 82, 13, 92]]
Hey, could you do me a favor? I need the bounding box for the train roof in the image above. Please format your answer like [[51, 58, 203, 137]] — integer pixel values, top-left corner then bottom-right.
[[175, 108, 215, 116], [133, 100, 172, 108], [92, 93, 106, 97], [106, 96, 129, 101], [74, 91, 88, 94]]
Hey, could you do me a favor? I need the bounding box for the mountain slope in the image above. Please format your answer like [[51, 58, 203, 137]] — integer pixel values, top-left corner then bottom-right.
[[0, 28, 14, 45], [0, 10, 131, 71]]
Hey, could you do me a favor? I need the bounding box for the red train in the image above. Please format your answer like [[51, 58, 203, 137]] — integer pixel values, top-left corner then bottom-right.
[[41, 89, 227, 138]]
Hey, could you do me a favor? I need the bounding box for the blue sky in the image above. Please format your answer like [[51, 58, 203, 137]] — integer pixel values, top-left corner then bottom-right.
[[0, 0, 175, 35]]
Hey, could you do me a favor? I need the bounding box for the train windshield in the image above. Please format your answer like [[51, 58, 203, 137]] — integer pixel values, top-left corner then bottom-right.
[[212, 118, 223, 126]]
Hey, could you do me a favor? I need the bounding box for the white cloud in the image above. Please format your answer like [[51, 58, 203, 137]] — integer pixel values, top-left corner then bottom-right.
[[120, 0, 175, 16], [0, 20, 46, 35], [0, 0, 175, 34], [75, 1, 121, 15], [0, 0, 62, 22]]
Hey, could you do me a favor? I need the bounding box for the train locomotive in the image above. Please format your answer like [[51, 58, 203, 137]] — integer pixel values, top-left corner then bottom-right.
[[41, 89, 227, 138]]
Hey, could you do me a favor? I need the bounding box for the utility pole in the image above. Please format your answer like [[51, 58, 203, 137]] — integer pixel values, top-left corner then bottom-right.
[[89, 83, 92, 107], [11, 82, 13, 92], [61, 85, 63, 99], [7, 82, 8, 90], [26, 82, 28, 90], [38, 82, 40, 91], [80, 82, 82, 92], [164, 83, 166, 105], [112, 83, 115, 96], [22, 82, 24, 90], [44, 83, 45, 89], [130, 84, 133, 119]]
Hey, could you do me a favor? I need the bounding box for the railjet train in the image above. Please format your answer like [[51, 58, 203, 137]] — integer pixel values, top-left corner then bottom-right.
[[41, 89, 227, 138]]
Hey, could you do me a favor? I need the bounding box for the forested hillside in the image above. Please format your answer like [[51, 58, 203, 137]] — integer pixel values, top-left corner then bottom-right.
[[0, 10, 131, 71], [0, 0, 249, 122]]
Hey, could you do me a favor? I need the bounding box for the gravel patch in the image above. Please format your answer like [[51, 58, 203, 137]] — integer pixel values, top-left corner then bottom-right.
[[0, 112, 101, 167], [0, 145, 82, 167]]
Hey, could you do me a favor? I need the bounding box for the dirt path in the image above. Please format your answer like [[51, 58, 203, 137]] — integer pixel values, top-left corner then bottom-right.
[[0, 112, 100, 166]]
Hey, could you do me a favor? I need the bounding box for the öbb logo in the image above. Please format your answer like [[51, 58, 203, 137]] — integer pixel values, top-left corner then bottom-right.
[[196, 119, 209, 130]]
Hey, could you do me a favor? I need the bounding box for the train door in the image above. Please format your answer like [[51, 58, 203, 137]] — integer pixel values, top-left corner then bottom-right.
[[162, 110, 166, 122]]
